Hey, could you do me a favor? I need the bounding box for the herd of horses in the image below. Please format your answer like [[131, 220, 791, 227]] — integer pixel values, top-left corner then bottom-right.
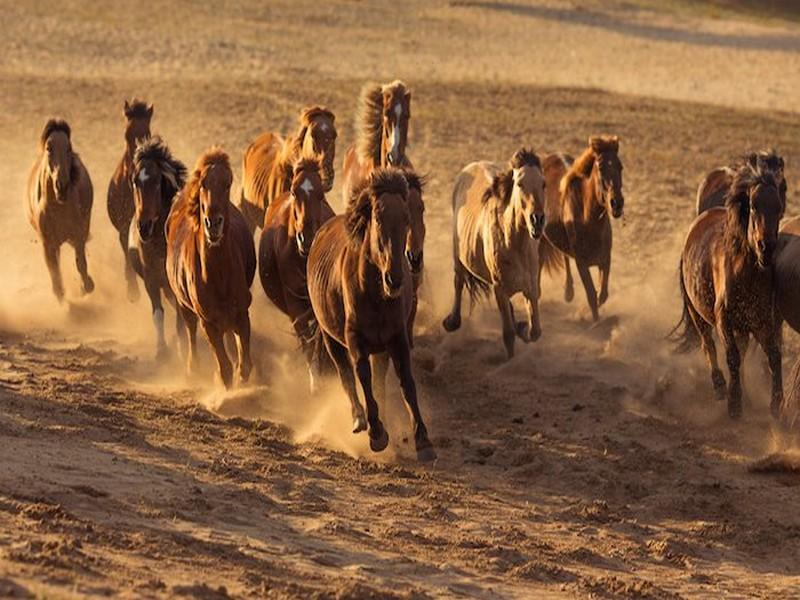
[[24, 79, 799, 462]]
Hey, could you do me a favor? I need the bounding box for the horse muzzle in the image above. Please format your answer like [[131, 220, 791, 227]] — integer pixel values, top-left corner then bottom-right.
[[296, 232, 309, 257], [406, 249, 424, 274], [756, 240, 776, 269], [383, 271, 404, 299], [203, 216, 225, 246], [386, 150, 401, 167], [610, 197, 624, 219], [530, 214, 545, 239]]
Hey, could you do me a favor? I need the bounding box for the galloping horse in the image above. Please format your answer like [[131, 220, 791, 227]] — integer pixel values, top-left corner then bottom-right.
[[240, 106, 336, 235], [26, 119, 94, 302], [442, 148, 553, 358], [672, 162, 784, 419], [307, 168, 436, 462], [776, 216, 800, 334], [108, 99, 153, 301], [540, 136, 625, 322], [258, 158, 335, 385], [696, 150, 786, 215], [128, 136, 187, 358], [166, 149, 256, 389]]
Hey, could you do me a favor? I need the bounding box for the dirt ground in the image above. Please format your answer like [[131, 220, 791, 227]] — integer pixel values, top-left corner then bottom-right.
[[2, 0, 800, 597]]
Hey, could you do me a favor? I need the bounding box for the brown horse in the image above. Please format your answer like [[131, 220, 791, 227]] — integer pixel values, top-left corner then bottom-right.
[[540, 136, 625, 322], [672, 162, 784, 419], [696, 150, 786, 215], [26, 119, 94, 302], [258, 157, 335, 385], [108, 99, 153, 301], [128, 136, 187, 358], [307, 168, 436, 462], [442, 149, 550, 358], [240, 106, 336, 235], [775, 216, 800, 334], [166, 149, 256, 389]]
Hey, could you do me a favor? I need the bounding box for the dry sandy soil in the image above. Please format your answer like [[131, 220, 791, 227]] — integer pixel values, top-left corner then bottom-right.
[[2, 0, 800, 597]]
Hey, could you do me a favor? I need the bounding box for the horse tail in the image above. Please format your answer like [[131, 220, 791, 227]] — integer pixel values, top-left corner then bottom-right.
[[463, 269, 491, 307], [538, 236, 563, 276], [667, 257, 700, 353]]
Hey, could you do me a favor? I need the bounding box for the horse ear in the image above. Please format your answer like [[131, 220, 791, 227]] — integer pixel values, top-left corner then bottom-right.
[[609, 136, 619, 151], [123, 100, 131, 118], [146, 103, 154, 118], [162, 168, 178, 192]]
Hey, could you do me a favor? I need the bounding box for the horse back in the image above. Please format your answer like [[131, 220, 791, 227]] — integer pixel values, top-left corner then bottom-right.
[[341, 144, 370, 204], [241, 131, 283, 224], [681, 208, 727, 323], [107, 152, 133, 231], [776, 216, 800, 333], [307, 215, 349, 344], [696, 167, 733, 215]]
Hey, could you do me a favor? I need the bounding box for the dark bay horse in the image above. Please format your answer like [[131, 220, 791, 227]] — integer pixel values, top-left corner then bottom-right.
[[696, 150, 786, 215], [442, 148, 552, 358], [128, 136, 187, 358], [108, 99, 153, 301], [672, 162, 784, 419], [540, 136, 625, 322], [258, 158, 335, 386], [26, 119, 94, 302], [307, 168, 436, 462], [240, 106, 336, 235], [166, 149, 256, 389]]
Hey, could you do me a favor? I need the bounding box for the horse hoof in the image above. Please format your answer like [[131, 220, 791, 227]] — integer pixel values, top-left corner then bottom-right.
[[771, 398, 784, 420], [565, 287, 574, 303], [369, 424, 389, 452], [530, 326, 542, 342], [728, 401, 743, 420], [442, 314, 461, 332], [352, 415, 367, 434], [127, 283, 140, 303], [598, 292, 608, 306], [156, 344, 169, 361], [515, 321, 529, 341], [82, 277, 95, 295], [416, 444, 437, 463]]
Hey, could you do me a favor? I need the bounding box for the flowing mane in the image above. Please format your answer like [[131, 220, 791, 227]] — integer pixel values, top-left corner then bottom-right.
[[724, 162, 778, 258], [402, 169, 427, 195], [39, 118, 71, 150], [482, 147, 541, 206], [355, 80, 409, 166], [346, 168, 409, 245], [183, 148, 231, 223], [292, 156, 322, 180], [124, 99, 152, 120], [133, 136, 187, 212]]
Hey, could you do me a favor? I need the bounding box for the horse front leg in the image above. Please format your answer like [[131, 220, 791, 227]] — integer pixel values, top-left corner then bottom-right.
[[598, 254, 611, 307], [493, 283, 516, 359], [120, 228, 139, 302], [387, 333, 436, 462], [43, 242, 64, 303], [234, 311, 253, 384], [180, 306, 198, 377], [575, 258, 599, 322], [202, 321, 233, 390], [755, 323, 784, 420], [322, 333, 367, 433], [443, 261, 466, 332], [688, 303, 725, 401], [520, 279, 542, 343], [370, 352, 390, 415], [73, 239, 94, 295], [347, 329, 388, 453], [143, 276, 167, 359], [717, 309, 743, 419], [564, 254, 574, 303]]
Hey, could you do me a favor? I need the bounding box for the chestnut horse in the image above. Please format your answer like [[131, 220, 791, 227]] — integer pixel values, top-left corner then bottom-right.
[[776, 217, 800, 334], [128, 136, 187, 358], [240, 106, 336, 235], [442, 149, 552, 358], [26, 119, 94, 302], [696, 150, 786, 215], [258, 158, 335, 385], [108, 99, 153, 301], [307, 168, 436, 462], [672, 162, 784, 419], [166, 149, 256, 389], [540, 136, 625, 322]]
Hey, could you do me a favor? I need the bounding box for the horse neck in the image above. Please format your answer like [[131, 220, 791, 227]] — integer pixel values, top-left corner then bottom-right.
[[38, 157, 63, 205], [500, 188, 526, 245]]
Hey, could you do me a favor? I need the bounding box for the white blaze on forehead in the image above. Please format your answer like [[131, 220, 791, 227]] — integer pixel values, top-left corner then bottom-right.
[[299, 178, 314, 195], [320, 122, 328, 132], [393, 103, 402, 118], [138, 167, 149, 183]]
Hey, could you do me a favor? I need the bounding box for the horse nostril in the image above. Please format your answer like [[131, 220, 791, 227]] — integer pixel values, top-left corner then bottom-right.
[[384, 271, 401, 290], [204, 216, 212, 230]]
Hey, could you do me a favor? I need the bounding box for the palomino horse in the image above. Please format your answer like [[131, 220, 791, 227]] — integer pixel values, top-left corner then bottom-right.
[[672, 162, 784, 419], [442, 148, 553, 358], [166, 149, 256, 389], [540, 136, 625, 322], [108, 99, 153, 301], [128, 136, 187, 358], [26, 119, 94, 302], [307, 168, 436, 462], [240, 106, 336, 235], [258, 157, 335, 385], [696, 150, 786, 215]]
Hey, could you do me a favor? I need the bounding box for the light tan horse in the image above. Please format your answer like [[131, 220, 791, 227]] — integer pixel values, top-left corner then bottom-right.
[[672, 162, 784, 419], [166, 149, 256, 389], [26, 119, 94, 302], [696, 151, 786, 215], [540, 136, 625, 322], [442, 148, 552, 359], [108, 99, 153, 301], [240, 106, 336, 235]]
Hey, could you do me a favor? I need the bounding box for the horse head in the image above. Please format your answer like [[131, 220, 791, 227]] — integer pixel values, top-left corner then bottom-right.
[[590, 135, 624, 219], [380, 82, 411, 168], [132, 136, 186, 243], [298, 107, 337, 193], [123, 99, 153, 153], [288, 158, 327, 257], [40, 119, 74, 203]]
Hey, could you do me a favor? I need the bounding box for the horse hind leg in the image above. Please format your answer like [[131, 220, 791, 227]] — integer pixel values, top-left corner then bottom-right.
[[564, 254, 574, 303], [688, 304, 725, 401], [575, 258, 599, 322], [203, 322, 234, 390], [598, 256, 610, 307], [754, 325, 784, 420], [180, 306, 199, 377], [234, 312, 253, 384], [73, 239, 94, 295], [371, 352, 390, 416], [351, 348, 389, 453], [442, 261, 466, 332], [323, 334, 367, 433], [493, 284, 516, 359], [43, 242, 64, 303]]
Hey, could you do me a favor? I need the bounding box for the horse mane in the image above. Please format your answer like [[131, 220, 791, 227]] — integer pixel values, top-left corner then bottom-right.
[[482, 147, 541, 206], [299, 106, 335, 129], [124, 99, 152, 120], [133, 136, 187, 211], [290, 156, 322, 191], [184, 148, 231, 223], [355, 80, 409, 166], [401, 168, 427, 194], [346, 168, 409, 245], [744, 149, 784, 174], [724, 162, 778, 256], [39, 118, 71, 150]]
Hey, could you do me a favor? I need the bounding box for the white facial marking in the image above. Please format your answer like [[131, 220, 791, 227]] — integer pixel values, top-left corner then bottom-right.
[[300, 178, 314, 195], [390, 124, 401, 155], [394, 103, 402, 118], [320, 122, 328, 132], [138, 168, 149, 184]]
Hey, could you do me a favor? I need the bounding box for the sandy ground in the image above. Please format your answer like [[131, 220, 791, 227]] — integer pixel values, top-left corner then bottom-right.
[[2, 0, 800, 597]]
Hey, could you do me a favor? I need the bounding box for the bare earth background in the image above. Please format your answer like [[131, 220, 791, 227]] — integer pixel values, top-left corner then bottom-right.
[[1, 0, 800, 598]]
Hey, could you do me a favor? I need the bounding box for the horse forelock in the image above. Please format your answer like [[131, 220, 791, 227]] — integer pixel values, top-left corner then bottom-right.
[[510, 147, 541, 170], [134, 136, 187, 208], [39, 118, 71, 151], [299, 106, 335, 128], [346, 168, 408, 245], [124, 99, 152, 120], [724, 163, 779, 254], [185, 148, 231, 221]]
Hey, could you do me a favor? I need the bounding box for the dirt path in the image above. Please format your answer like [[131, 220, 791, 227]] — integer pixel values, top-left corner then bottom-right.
[[2, 1, 800, 598]]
